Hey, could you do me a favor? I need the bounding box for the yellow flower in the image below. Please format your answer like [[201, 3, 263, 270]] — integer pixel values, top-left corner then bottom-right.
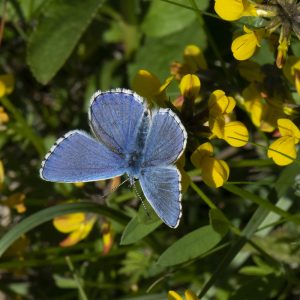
[[268, 118, 300, 166], [171, 45, 207, 80], [191, 142, 230, 188], [231, 26, 264, 61], [276, 37, 289, 69], [132, 69, 172, 107], [214, 0, 257, 21], [208, 90, 249, 147], [0, 74, 14, 98], [168, 289, 198, 300], [0, 107, 9, 123], [183, 45, 207, 72], [208, 90, 236, 115], [53, 212, 97, 247], [242, 83, 287, 132], [179, 74, 201, 100], [101, 221, 113, 255]]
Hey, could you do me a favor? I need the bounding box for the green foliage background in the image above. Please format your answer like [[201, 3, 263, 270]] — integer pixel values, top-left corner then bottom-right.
[[1, 0, 300, 299]]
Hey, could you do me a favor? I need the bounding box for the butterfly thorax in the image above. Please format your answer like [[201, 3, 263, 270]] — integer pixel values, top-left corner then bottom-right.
[[126, 151, 142, 179], [126, 110, 150, 179]]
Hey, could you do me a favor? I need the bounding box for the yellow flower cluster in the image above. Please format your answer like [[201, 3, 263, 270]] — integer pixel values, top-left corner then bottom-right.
[[215, 0, 300, 68]]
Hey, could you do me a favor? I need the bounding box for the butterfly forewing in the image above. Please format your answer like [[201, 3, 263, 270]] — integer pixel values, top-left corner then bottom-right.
[[40, 130, 127, 182], [89, 89, 145, 156]]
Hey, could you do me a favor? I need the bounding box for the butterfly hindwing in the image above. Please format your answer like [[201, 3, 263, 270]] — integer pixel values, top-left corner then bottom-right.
[[139, 166, 182, 228], [40, 130, 127, 182], [89, 89, 146, 155]]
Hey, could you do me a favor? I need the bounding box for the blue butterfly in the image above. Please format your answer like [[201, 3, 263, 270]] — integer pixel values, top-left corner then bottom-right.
[[40, 89, 187, 228]]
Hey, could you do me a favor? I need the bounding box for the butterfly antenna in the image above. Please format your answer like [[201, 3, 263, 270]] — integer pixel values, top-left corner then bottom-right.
[[132, 180, 150, 218], [89, 177, 130, 204]]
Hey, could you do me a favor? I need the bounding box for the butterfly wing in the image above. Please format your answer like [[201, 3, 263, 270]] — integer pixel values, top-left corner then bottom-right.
[[139, 109, 187, 227], [139, 166, 182, 228], [40, 130, 127, 182], [89, 89, 146, 156], [142, 109, 187, 167]]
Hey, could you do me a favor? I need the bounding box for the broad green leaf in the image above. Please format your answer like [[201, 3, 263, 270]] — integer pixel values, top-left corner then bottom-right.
[[157, 225, 224, 266], [141, 0, 197, 37], [128, 21, 207, 85], [120, 216, 161, 245], [209, 208, 230, 236], [0, 202, 129, 257], [27, 0, 103, 84]]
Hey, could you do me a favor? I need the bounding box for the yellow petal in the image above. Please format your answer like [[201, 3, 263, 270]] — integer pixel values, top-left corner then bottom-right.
[[0, 107, 9, 123], [191, 142, 213, 168], [168, 291, 182, 300], [214, 0, 245, 21], [179, 74, 201, 99], [158, 75, 173, 94], [53, 213, 86, 233], [201, 157, 230, 188], [223, 121, 249, 147], [268, 136, 297, 166], [243, 83, 263, 127], [276, 37, 289, 69], [184, 44, 208, 71], [132, 69, 161, 99], [185, 290, 198, 300], [231, 31, 259, 60], [59, 216, 96, 247], [277, 118, 300, 141], [102, 222, 113, 255], [209, 115, 225, 139], [208, 90, 236, 114]]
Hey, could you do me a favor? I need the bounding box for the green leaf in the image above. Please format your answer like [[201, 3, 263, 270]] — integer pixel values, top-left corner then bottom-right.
[[199, 163, 300, 297], [0, 202, 129, 258], [141, 0, 197, 37], [223, 184, 300, 225], [157, 225, 224, 266], [128, 20, 207, 84], [120, 216, 161, 245], [27, 0, 103, 84], [209, 208, 230, 236]]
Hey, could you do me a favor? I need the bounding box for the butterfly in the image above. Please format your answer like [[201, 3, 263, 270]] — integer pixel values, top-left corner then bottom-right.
[[40, 89, 187, 228]]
